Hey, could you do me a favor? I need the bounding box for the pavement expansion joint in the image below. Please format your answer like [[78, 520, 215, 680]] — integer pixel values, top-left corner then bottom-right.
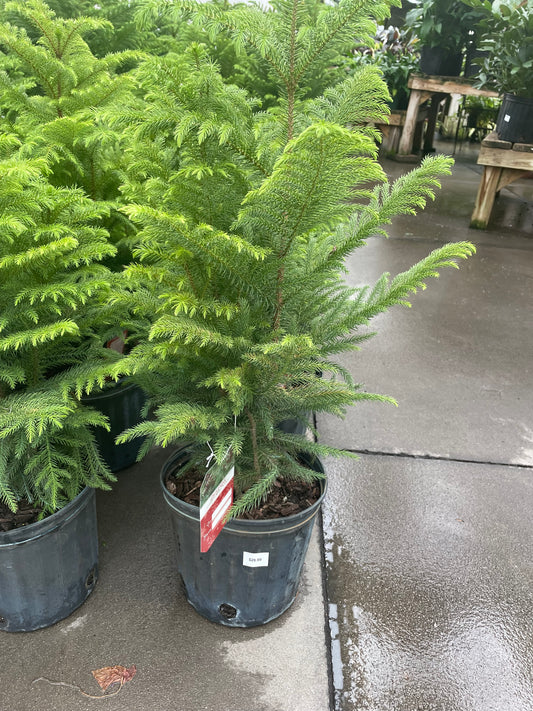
[[345, 447, 533, 471]]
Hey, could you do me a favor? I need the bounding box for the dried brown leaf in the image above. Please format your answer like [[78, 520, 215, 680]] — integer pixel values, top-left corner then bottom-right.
[[92, 665, 137, 691]]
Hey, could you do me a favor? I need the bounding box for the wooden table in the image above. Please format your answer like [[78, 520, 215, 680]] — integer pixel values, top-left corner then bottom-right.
[[470, 132, 533, 229], [397, 75, 499, 160]]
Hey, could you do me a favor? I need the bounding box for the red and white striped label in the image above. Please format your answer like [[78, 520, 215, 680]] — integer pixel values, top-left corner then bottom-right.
[[200, 466, 234, 553]]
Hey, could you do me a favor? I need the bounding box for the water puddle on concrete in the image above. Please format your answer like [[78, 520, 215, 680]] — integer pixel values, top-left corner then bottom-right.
[[322, 488, 533, 711]]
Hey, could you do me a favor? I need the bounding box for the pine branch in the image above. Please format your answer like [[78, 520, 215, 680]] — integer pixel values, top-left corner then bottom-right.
[[356, 241, 476, 322]]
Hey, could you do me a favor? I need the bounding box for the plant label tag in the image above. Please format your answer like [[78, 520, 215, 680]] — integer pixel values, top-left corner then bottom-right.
[[199, 448, 234, 553], [243, 551, 269, 568]]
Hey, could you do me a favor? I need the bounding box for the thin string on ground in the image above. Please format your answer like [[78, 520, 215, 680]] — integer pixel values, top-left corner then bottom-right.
[[32, 677, 125, 699]]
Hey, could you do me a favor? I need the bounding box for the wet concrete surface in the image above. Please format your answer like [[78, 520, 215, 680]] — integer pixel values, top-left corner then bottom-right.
[[323, 455, 533, 711], [318, 140, 533, 710], [318, 147, 533, 465], [319, 233, 533, 465]]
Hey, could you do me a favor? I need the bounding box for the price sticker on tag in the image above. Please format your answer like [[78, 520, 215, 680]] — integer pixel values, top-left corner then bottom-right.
[[200, 448, 234, 553]]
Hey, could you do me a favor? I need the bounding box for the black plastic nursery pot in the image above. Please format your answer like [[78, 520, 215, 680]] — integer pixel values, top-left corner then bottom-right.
[[0, 487, 98, 632], [419, 46, 463, 77], [161, 446, 326, 628], [83, 379, 146, 472], [496, 93, 533, 144]]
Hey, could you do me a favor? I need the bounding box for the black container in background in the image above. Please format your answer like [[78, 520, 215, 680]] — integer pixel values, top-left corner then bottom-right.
[[464, 47, 489, 78], [496, 93, 533, 144], [0, 487, 98, 632], [419, 46, 463, 77], [83, 380, 146, 472], [276, 415, 309, 435], [161, 446, 326, 627]]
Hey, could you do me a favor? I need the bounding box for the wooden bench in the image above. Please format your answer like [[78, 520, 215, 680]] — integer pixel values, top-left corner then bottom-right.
[[373, 108, 428, 156], [470, 132, 533, 229], [396, 75, 499, 161]]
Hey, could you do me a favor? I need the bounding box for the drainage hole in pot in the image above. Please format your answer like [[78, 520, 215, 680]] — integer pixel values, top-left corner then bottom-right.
[[85, 568, 96, 589], [219, 603, 237, 620]]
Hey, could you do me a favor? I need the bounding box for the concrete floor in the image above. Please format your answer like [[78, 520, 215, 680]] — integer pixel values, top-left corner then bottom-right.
[[2, 139, 532, 711], [319, 139, 533, 710]]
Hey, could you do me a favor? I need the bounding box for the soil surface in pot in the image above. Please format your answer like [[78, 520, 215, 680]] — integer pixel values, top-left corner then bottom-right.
[[166, 467, 321, 520], [0, 500, 42, 531]]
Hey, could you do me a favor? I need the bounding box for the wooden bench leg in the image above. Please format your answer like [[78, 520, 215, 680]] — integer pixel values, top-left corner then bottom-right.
[[398, 89, 431, 157], [470, 166, 530, 229], [423, 93, 446, 154], [470, 166, 502, 229]]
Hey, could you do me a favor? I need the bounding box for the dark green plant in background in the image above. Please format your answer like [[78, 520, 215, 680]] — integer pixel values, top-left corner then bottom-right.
[[350, 24, 419, 109], [465, 0, 533, 97], [405, 0, 482, 54], [464, 95, 499, 133]]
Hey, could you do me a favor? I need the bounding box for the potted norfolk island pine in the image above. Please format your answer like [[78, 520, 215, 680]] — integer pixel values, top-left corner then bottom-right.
[[0, 135, 129, 631], [110, 0, 475, 627], [465, 0, 533, 144], [0, 0, 149, 471]]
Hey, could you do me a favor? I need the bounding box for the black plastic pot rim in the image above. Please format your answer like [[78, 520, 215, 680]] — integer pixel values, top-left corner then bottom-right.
[[0, 487, 92, 549], [501, 92, 533, 104], [160, 447, 327, 536]]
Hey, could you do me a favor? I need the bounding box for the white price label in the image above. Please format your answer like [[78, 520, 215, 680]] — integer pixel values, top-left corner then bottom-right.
[[504, 114, 511, 123], [243, 551, 269, 568]]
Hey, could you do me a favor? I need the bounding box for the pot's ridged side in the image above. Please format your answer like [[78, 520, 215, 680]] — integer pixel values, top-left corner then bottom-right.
[[0, 487, 98, 632], [496, 93, 533, 144], [161, 446, 326, 627]]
